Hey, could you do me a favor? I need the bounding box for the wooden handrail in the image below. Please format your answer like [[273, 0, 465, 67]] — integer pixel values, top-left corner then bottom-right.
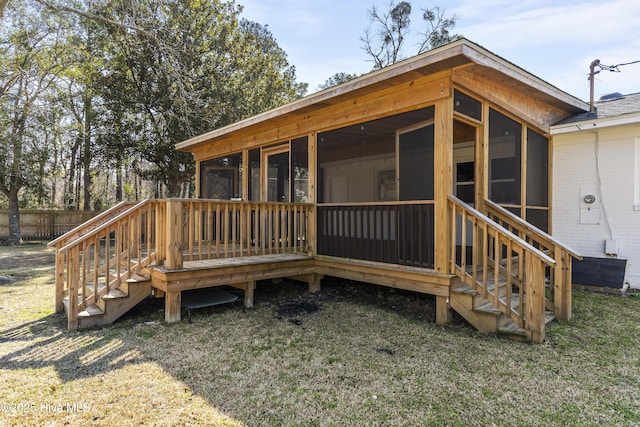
[[484, 199, 583, 260], [56, 200, 152, 254], [448, 195, 555, 266], [47, 201, 137, 248]]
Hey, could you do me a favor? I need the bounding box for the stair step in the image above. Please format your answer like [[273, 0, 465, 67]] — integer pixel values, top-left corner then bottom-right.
[[473, 301, 503, 315], [126, 273, 150, 283], [78, 304, 104, 317], [103, 289, 127, 299], [498, 321, 527, 337], [451, 283, 478, 295]]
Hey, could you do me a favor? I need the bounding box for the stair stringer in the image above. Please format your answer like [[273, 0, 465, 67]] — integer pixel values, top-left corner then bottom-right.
[[449, 281, 501, 334], [71, 276, 152, 328]]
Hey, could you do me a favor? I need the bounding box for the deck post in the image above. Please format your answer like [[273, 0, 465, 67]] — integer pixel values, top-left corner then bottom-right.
[[435, 295, 452, 325], [244, 281, 256, 308], [554, 248, 572, 321], [434, 93, 453, 274], [525, 252, 545, 343], [165, 200, 183, 270], [54, 242, 65, 314], [165, 291, 181, 323], [308, 273, 323, 294], [67, 245, 80, 330]]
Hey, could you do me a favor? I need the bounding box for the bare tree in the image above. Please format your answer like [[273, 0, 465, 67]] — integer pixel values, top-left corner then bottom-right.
[[361, 1, 459, 70], [361, 1, 412, 70]]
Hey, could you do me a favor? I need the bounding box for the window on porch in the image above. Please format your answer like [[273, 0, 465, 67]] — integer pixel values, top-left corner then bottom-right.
[[200, 153, 243, 200], [316, 106, 435, 268], [488, 108, 549, 231]]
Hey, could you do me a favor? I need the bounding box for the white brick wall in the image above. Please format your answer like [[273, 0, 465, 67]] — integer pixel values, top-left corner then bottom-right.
[[553, 126, 640, 288]]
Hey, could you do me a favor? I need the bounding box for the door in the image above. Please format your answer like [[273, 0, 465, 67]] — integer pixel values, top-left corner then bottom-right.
[[453, 120, 477, 206], [262, 146, 290, 202]]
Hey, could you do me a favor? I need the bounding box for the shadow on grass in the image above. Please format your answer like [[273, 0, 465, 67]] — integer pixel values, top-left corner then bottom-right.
[[0, 313, 154, 383], [0, 278, 444, 385]]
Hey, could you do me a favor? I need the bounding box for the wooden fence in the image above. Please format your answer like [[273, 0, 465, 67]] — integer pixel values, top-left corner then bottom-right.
[[0, 210, 101, 240]]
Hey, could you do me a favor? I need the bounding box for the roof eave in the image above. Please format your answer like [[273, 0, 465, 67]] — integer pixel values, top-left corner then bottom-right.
[[550, 111, 640, 134], [176, 39, 472, 152], [177, 38, 589, 152]]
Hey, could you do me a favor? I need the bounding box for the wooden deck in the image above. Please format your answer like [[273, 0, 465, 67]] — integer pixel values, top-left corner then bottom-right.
[[149, 253, 319, 322], [50, 198, 578, 342], [148, 252, 455, 324]]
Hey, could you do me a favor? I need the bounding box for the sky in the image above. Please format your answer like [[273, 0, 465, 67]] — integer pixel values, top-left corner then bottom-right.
[[239, 0, 640, 102]]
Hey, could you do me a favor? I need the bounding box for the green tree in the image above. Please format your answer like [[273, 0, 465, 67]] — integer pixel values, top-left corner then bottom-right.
[[94, 0, 303, 197], [0, 4, 64, 244], [361, 1, 459, 70], [318, 72, 360, 91]]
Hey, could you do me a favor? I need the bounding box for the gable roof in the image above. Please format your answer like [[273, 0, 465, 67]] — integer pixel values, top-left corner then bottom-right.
[[177, 38, 589, 152]]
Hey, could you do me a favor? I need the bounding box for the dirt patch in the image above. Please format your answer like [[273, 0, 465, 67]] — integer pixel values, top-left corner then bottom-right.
[[0, 275, 18, 285], [314, 278, 438, 322], [275, 300, 321, 326]]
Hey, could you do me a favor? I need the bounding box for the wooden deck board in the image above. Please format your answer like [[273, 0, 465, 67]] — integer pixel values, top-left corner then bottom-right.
[[181, 253, 310, 270], [149, 253, 315, 293], [148, 252, 455, 324]]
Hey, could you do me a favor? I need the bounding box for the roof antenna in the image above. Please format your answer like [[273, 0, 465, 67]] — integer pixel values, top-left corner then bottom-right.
[[588, 59, 600, 113]]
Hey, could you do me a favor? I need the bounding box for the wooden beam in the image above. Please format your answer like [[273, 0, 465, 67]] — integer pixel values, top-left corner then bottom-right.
[[195, 160, 201, 198], [67, 246, 79, 331], [165, 200, 183, 270], [453, 68, 567, 132], [435, 295, 452, 325], [307, 132, 317, 256], [434, 95, 454, 274], [244, 281, 255, 308], [190, 74, 451, 161], [524, 252, 545, 343], [313, 258, 451, 296], [54, 243, 65, 314], [164, 291, 181, 323], [554, 248, 572, 321]]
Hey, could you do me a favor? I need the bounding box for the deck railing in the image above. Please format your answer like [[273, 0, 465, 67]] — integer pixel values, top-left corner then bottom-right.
[[167, 199, 312, 268], [317, 202, 435, 268], [448, 195, 556, 343], [484, 199, 582, 321], [50, 199, 312, 329]]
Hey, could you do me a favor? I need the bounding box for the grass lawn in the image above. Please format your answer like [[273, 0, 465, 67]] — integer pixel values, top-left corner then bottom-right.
[[1, 242, 639, 426]]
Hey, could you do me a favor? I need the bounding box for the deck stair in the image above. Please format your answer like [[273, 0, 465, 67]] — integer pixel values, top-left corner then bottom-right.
[[449, 276, 555, 340], [49, 200, 161, 330], [50, 199, 314, 331], [62, 274, 151, 328], [447, 195, 582, 342]]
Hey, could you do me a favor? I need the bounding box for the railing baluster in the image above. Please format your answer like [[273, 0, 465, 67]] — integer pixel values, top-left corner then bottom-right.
[[81, 241, 87, 307], [505, 238, 513, 317], [68, 245, 80, 330], [93, 237, 99, 297]]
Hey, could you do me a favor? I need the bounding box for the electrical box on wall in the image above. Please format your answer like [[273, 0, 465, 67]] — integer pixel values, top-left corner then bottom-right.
[[605, 239, 619, 256], [580, 188, 601, 225]]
